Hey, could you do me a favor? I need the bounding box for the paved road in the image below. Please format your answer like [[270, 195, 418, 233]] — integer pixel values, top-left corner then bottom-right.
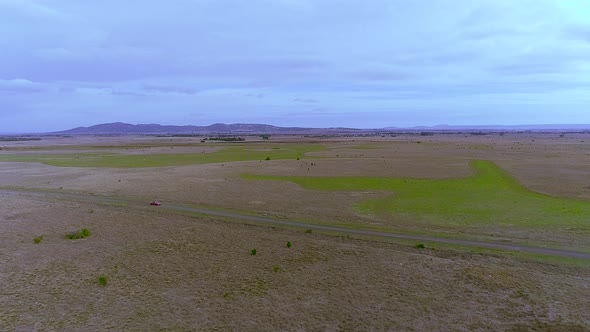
[[2, 188, 590, 260]]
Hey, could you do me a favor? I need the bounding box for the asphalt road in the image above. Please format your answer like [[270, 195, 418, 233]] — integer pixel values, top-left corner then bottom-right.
[[2, 188, 589, 260]]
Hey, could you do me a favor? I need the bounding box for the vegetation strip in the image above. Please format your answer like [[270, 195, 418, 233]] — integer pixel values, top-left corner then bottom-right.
[[243, 160, 590, 229], [1, 188, 589, 260], [0, 144, 325, 167]]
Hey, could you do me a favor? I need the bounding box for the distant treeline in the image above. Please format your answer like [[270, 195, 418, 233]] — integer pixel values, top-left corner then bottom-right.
[[205, 137, 245, 142], [0, 137, 42, 142]]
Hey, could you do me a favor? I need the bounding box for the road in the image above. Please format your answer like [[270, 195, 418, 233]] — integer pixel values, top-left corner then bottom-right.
[[2, 188, 589, 260]]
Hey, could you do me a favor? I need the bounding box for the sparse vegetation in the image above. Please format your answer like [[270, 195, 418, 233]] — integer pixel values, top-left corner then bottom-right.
[[66, 228, 91, 240], [304, 229, 312, 234], [287, 241, 292, 248], [416, 243, 425, 249], [33, 236, 43, 244], [250, 248, 257, 255]]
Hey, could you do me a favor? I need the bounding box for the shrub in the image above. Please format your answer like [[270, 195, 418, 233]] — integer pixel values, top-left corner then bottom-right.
[[296, 157, 300, 160], [415, 243, 425, 249], [66, 228, 91, 240], [287, 241, 292, 248], [272, 265, 282, 273], [98, 275, 108, 286], [33, 236, 43, 244], [250, 248, 257, 255], [265, 156, 271, 160], [304, 229, 312, 234]]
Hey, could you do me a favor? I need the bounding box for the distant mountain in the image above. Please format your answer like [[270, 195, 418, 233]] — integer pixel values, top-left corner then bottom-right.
[[53, 122, 360, 135], [51, 122, 590, 135]]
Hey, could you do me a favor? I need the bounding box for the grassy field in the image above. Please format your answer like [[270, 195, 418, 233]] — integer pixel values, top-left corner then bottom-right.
[[243, 160, 590, 229], [2, 135, 590, 330], [0, 144, 324, 167]]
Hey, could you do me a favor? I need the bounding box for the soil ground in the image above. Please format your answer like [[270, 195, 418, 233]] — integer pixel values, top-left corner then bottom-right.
[[1, 133, 589, 331]]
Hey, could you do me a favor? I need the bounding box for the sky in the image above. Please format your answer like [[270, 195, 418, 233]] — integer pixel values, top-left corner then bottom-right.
[[1, 0, 590, 132]]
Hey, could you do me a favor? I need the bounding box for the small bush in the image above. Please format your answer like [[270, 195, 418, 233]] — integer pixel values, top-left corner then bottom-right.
[[415, 243, 425, 249], [304, 229, 312, 234], [98, 275, 108, 286], [272, 265, 282, 273], [33, 236, 43, 244], [296, 157, 300, 160], [66, 228, 91, 240], [250, 248, 257, 255], [265, 156, 271, 160], [287, 241, 292, 248]]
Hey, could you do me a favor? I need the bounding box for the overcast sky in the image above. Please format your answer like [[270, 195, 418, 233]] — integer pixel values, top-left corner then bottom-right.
[[1, 0, 590, 132]]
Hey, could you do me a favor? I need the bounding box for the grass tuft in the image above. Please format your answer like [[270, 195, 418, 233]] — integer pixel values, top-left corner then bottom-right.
[[416, 243, 426, 249], [97, 275, 108, 286], [250, 248, 257, 255], [66, 228, 91, 240], [287, 241, 292, 248], [33, 236, 43, 244]]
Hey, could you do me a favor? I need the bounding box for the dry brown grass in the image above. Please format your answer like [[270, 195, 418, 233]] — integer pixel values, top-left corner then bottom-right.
[[0, 191, 588, 331], [1, 134, 590, 330]]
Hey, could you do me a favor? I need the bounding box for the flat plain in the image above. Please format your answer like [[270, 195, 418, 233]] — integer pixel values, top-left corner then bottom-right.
[[1, 133, 589, 331]]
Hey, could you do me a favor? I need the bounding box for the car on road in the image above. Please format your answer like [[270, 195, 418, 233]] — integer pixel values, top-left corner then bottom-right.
[[150, 200, 161, 206]]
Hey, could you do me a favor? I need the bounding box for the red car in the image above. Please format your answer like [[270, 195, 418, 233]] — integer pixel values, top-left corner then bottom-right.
[[150, 200, 161, 206]]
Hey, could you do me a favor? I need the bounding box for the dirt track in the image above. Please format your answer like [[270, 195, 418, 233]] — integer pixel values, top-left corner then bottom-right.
[[2, 188, 588, 260]]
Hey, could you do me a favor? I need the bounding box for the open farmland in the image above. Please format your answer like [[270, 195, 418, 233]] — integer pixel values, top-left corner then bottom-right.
[[1, 133, 590, 331]]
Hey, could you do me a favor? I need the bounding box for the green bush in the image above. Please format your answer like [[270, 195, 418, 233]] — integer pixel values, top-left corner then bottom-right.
[[287, 241, 292, 248], [304, 229, 312, 234], [98, 275, 108, 286], [272, 265, 282, 273], [66, 228, 91, 240], [250, 248, 257, 255], [265, 156, 271, 160], [33, 236, 43, 244], [415, 243, 425, 249]]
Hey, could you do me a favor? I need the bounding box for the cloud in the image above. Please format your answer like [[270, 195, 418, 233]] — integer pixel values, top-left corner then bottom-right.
[[0, 78, 44, 93], [0, 0, 67, 19], [292, 98, 317, 104], [565, 24, 590, 43], [142, 84, 197, 95], [351, 69, 410, 81], [2, 0, 590, 131]]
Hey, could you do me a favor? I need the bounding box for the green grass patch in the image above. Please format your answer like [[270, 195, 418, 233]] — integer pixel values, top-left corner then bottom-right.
[[66, 228, 91, 240], [242, 160, 590, 229], [33, 235, 43, 244], [0, 144, 325, 168]]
